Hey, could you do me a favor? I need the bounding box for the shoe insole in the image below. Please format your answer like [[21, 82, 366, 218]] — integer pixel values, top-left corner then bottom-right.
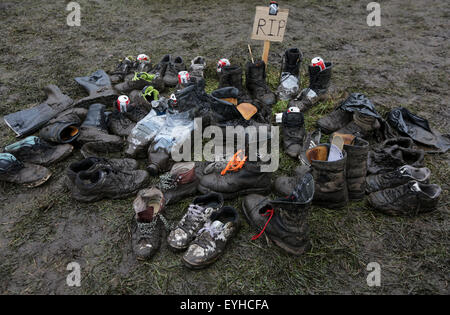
[[236, 103, 258, 120], [306, 145, 329, 162], [333, 132, 355, 145]]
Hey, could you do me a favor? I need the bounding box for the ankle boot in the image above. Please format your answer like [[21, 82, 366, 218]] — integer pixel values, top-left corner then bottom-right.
[[219, 65, 252, 104], [74, 70, 118, 108], [245, 60, 276, 107], [164, 56, 186, 87], [282, 47, 303, 76], [147, 146, 172, 176], [278, 48, 303, 101], [306, 144, 348, 208], [316, 106, 353, 135], [109, 56, 136, 84], [115, 71, 164, 94], [158, 162, 199, 206], [335, 111, 380, 139], [4, 85, 74, 137]]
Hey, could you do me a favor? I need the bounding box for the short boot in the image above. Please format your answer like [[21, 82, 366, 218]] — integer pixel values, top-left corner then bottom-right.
[[368, 181, 441, 216], [4, 85, 74, 137], [280, 108, 306, 158], [245, 60, 276, 107], [306, 144, 349, 209], [189, 56, 207, 79], [4, 136, 73, 166], [107, 111, 136, 137], [219, 65, 252, 104], [132, 188, 165, 260], [316, 106, 353, 135], [147, 146, 172, 176], [109, 56, 136, 84], [39, 108, 87, 143], [77, 103, 123, 150], [282, 47, 303, 77], [74, 70, 118, 108], [0, 153, 52, 187], [242, 194, 311, 255], [158, 162, 199, 206], [209, 87, 242, 122], [334, 111, 380, 139], [164, 56, 186, 87]]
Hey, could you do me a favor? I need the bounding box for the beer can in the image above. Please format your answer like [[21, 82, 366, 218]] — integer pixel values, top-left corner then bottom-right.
[[117, 95, 130, 112], [137, 54, 150, 63], [216, 58, 230, 73], [178, 71, 190, 85], [170, 93, 177, 106], [311, 57, 326, 71]]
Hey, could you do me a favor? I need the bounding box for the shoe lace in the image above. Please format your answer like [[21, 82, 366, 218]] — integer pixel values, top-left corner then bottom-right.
[[142, 86, 160, 101], [251, 208, 274, 241], [220, 150, 247, 175], [158, 172, 178, 191], [133, 72, 155, 83], [198, 221, 223, 238]]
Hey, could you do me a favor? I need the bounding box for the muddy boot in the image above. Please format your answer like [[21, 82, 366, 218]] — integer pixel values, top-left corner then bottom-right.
[[189, 56, 207, 80], [198, 152, 272, 199], [366, 165, 431, 194], [242, 193, 311, 255], [368, 181, 441, 216], [164, 56, 186, 87], [115, 71, 163, 94], [109, 56, 136, 84], [282, 47, 303, 77], [74, 70, 118, 108], [290, 59, 333, 112], [4, 136, 73, 166], [39, 108, 87, 144], [273, 165, 311, 197], [246, 60, 276, 108], [209, 87, 243, 123], [219, 65, 252, 104], [334, 111, 380, 139], [77, 103, 123, 149], [158, 162, 199, 206], [4, 85, 74, 137], [316, 105, 353, 135], [0, 153, 52, 187], [147, 146, 172, 176], [72, 163, 149, 202], [334, 133, 369, 200], [182, 205, 240, 269], [167, 192, 224, 251], [306, 144, 349, 209], [132, 187, 166, 260], [279, 107, 306, 158], [107, 111, 136, 137]]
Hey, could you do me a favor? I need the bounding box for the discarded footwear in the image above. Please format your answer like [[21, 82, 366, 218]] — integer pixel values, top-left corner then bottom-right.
[[189, 56, 207, 79], [107, 110, 136, 137], [147, 147, 172, 176], [167, 192, 224, 251], [4, 136, 73, 166], [132, 187, 165, 260], [158, 162, 199, 206], [316, 104, 353, 135], [277, 48, 303, 101], [367, 181, 441, 216], [245, 60, 276, 108], [0, 153, 52, 187], [282, 47, 303, 77], [182, 205, 239, 269], [279, 107, 306, 158], [74, 70, 118, 108], [164, 56, 186, 87], [366, 165, 431, 193], [219, 65, 252, 104], [273, 165, 311, 197], [334, 111, 380, 139], [39, 108, 87, 144], [109, 56, 136, 84], [114, 71, 160, 94]]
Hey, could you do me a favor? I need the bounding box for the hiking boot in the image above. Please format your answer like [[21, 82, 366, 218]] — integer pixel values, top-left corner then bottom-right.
[[245, 60, 276, 107], [77, 103, 123, 149], [306, 144, 349, 208], [242, 193, 311, 255], [289, 60, 333, 112], [107, 111, 136, 137], [189, 56, 207, 79], [209, 87, 242, 122], [334, 133, 369, 200], [0, 153, 52, 187], [167, 192, 224, 251], [273, 165, 311, 197], [198, 152, 272, 199], [334, 111, 380, 139], [368, 181, 441, 216], [158, 162, 199, 206], [182, 206, 239, 269], [219, 65, 252, 104], [109, 56, 135, 84], [115, 71, 163, 94], [164, 56, 186, 87], [316, 105, 352, 135], [368, 142, 424, 175], [74, 70, 118, 108], [132, 188, 165, 260], [71, 164, 149, 202], [4, 85, 74, 137], [4, 136, 73, 166], [39, 108, 87, 144], [282, 47, 303, 76], [366, 165, 431, 193], [280, 107, 306, 158]]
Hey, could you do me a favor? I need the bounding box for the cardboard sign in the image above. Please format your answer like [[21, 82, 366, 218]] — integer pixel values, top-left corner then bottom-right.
[[251, 6, 289, 42]]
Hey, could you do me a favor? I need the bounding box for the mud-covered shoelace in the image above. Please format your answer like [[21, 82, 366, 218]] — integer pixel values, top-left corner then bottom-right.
[[142, 86, 160, 101], [221, 150, 247, 175]]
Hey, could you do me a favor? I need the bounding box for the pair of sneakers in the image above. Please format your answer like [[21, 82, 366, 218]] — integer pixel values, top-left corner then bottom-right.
[[167, 192, 240, 269]]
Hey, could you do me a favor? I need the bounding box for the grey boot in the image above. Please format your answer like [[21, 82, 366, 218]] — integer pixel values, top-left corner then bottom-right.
[[74, 70, 118, 108]]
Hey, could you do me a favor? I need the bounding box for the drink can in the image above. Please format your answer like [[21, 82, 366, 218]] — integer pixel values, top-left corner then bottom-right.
[[269, 1, 279, 15], [216, 58, 230, 73], [170, 93, 177, 106], [137, 54, 150, 63], [311, 57, 326, 71], [178, 71, 190, 85], [117, 95, 130, 112]]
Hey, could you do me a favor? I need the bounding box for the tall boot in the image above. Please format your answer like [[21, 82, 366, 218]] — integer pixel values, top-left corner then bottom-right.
[[280, 108, 306, 158], [74, 70, 118, 108], [219, 65, 252, 104], [245, 60, 276, 107], [282, 47, 303, 76]]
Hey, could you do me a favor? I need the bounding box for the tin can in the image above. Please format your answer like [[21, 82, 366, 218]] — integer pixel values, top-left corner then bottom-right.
[[269, 1, 279, 15], [216, 58, 230, 73], [178, 71, 190, 85], [137, 54, 150, 63], [117, 95, 130, 112], [170, 93, 177, 106], [311, 57, 326, 71]]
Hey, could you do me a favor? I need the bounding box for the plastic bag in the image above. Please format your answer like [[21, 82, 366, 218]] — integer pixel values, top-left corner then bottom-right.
[[339, 93, 381, 119], [277, 73, 299, 101]]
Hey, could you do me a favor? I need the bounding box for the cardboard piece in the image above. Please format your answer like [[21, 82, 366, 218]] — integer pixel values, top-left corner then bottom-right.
[[251, 6, 289, 42]]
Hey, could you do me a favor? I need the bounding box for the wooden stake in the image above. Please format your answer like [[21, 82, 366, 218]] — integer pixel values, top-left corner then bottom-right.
[[248, 44, 254, 64], [262, 40, 270, 65]]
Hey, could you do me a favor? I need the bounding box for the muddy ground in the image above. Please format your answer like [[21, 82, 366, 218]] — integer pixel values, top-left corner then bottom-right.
[[0, 0, 448, 294]]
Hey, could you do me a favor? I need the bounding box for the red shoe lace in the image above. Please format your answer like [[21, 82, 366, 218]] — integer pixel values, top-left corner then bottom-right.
[[251, 208, 274, 241]]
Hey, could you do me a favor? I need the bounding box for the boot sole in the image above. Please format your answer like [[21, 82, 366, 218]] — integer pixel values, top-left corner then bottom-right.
[[72, 188, 142, 203], [197, 184, 269, 200], [24, 172, 52, 188]]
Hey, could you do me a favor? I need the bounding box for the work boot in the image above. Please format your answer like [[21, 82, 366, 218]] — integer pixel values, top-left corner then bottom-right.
[[77, 103, 123, 149], [0, 153, 52, 187], [334, 133, 369, 200], [242, 193, 311, 255], [182, 206, 239, 269], [115, 71, 163, 94], [277, 48, 303, 100], [218, 65, 252, 104], [39, 108, 87, 144], [368, 181, 441, 216], [198, 152, 272, 199], [273, 165, 311, 197], [74, 70, 118, 108], [282, 47, 303, 77], [189, 56, 207, 79], [109, 56, 136, 84], [279, 107, 306, 158], [107, 111, 136, 137], [4, 85, 74, 137], [158, 162, 199, 206], [366, 165, 431, 194], [245, 60, 276, 107], [71, 163, 149, 202], [290, 60, 333, 112], [132, 187, 166, 260], [306, 144, 349, 209], [209, 87, 243, 123], [316, 105, 353, 135], [4, 136, 73, 166], [167, 192, 224, 251], [164, 56, 186, 87], [334, 111, 380, 139]]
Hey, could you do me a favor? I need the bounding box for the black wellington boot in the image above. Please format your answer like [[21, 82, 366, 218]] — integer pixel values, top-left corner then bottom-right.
[[245, 60, 276, 108], [282, 47, 303, 77], [219, 65, 252, 104], [74, 70, 118, 108]]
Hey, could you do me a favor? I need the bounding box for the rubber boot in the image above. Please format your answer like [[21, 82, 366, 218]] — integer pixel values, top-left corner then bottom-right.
[[74, 70, 118, 108], [245, 60, 276, 108], [39, 108, 87, 144]]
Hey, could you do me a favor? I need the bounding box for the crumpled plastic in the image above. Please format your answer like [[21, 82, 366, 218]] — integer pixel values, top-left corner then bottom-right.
[[277, 72, 299, 101], [339, 93, 381, 119], [387, 107, 450, 153], [152, 110, 195, 152]]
